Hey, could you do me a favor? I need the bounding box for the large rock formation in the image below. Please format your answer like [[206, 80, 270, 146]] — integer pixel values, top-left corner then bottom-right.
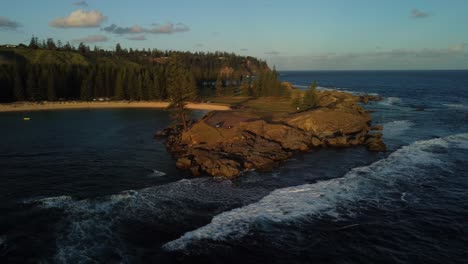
[[160, 90, 385, 178]]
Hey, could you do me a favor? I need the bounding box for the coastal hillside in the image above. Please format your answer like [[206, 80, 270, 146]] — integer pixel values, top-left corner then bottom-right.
[[0, 40, 273, 102]]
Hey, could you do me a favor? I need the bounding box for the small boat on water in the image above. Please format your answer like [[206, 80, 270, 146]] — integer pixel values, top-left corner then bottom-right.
[[23, 117, 31, 121]]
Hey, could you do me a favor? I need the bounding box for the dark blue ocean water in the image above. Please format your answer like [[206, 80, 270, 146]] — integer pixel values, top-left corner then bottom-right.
[[1, 71, 467, 263]]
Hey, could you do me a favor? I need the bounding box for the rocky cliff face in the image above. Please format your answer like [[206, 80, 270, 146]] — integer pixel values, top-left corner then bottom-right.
[[160, 90, 385, 178]]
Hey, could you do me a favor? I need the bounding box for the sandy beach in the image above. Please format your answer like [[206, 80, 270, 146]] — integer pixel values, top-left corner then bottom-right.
[[0, 101, 231, 113]]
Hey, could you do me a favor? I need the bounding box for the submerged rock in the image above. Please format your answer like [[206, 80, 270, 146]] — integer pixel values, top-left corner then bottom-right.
[[162, 90, 386, 178]]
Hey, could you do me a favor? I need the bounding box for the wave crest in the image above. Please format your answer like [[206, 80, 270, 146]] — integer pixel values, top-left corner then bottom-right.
[[163, 133, 468, 252]]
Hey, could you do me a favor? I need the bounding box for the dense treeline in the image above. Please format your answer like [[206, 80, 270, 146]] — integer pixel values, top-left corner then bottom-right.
[[0, 38, 288, 102], [0, 63, 167, 102]]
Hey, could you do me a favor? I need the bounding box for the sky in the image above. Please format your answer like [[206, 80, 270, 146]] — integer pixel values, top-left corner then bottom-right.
[[1, 0, 467, 70]]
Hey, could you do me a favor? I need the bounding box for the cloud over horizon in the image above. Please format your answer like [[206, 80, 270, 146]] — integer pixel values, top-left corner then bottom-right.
[[410, 9, 430, 18], [0, 16, 21, 29], [266, 45, 467, 70], [265, 51, 280, 55], [126, 35, 146, 41], [72, 34, 108, 43], [103, 23, 189, 34], [72, 1, 88, 7], [49, 10, 106, 28]]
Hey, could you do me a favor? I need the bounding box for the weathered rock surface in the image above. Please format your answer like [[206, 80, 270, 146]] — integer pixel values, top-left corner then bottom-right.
[[160, 90, 386, 178]]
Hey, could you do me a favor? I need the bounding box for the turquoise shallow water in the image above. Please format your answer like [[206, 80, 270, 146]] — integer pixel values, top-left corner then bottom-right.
[[1, 71, 468, 263]]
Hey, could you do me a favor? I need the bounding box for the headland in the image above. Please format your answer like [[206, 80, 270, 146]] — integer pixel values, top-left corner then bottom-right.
[[158, 89, 385, 178]]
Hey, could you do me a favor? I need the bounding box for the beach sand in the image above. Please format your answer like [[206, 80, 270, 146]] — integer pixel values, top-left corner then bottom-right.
[[0, 101, 231, 113]]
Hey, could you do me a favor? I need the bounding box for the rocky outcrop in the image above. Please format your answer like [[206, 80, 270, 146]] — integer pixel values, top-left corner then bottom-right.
[[160, 90, 386, 178]]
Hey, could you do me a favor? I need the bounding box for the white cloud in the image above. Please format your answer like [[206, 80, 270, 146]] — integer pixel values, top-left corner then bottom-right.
[[103, 23, 189, 34], [410, 9, 430, 18], [449, 44, 466, 53], [103, 24, 144, 34], [265, 51, 280, 55], [265, 45, 467, 70], [72, 35, 108, 43], [72, 1, 88, 7], [50, 10, 106, 28], [148, 23, 189, 34], [126, 35, 147, 41], [0, 16, 21, 29]]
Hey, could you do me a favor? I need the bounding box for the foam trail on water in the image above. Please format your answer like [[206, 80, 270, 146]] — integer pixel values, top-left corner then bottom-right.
[[382, 120, 414, 138], [35, 195, 75, 208], [163, 133, 468, 252], [379, 97, 402, 106], [32, 177, 265, 263], [443, 103, 467, 109]]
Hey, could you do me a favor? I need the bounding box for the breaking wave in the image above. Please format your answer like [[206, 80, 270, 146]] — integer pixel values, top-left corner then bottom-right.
[[163, 133, 468, 252], [378, 97, 402, 106], [32, 178, 267, 263]]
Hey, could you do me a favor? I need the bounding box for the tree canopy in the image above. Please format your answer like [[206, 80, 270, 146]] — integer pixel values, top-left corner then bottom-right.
[[0, 37, 291, 105]]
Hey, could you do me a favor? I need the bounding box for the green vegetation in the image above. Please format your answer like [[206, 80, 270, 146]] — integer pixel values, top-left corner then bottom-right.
[[245, 97, 297, 117], [0, 38, 297, 128], [292, 81, 319, 111], [166, 57, 198, 130], [0, 37, 274, 103], [250, 67, 290, 97]]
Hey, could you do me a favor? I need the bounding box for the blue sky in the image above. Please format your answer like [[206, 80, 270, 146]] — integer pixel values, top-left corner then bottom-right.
[[1, 0, 467, 70]]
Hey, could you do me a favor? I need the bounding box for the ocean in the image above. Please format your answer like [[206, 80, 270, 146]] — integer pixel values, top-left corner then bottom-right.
[[1, 70, 467, 263]]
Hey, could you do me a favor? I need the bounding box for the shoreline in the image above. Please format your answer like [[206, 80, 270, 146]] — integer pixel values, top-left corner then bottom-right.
[[163, 91, 386, 178], [0, 101, 231, 113]]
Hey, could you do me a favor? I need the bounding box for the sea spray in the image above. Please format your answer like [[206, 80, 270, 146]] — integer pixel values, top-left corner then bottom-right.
[[163, 133, 468, 252]]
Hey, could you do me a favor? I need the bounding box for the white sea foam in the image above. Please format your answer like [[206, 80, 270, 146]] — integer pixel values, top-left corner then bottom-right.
[[148, 169, 166, 178], [35, 195, 75, 208], [163, 133, 468, 252], [382, 120, 414, 138], [378, 97, 402, 106], [33, 177, 263, 262], [291, 83, 374, 97], [443, 103, 467, 109]]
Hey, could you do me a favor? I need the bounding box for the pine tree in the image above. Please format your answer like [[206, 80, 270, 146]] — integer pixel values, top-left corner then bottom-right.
[[136, 71, 144, 100], [114, 68, 126, 99], [47, 71, 56, 101], [28, 36, 39, 49], [215, 75, 223, 96], [46, 38, 56, 50], [63, 42, 72, 51], [142, 70, 152, 100], [26, 70, 36, 100], [80, 73, 92, 100], [13, 67, 25, 101], [291, 94, 302, 110], [166, 58, 197, 130], [13, 68, 25, 101], [115, 43, 123, 55], [301, 81, 319, 110]]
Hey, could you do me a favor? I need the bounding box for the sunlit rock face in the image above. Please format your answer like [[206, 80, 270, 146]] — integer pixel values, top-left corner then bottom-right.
[[162, 90, 385, 178]]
